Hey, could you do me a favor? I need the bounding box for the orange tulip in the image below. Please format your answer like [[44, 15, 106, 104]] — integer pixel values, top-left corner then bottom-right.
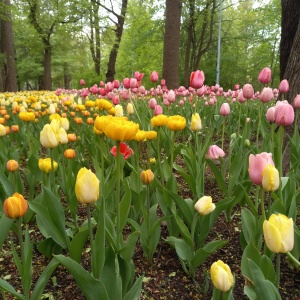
[[64, 149, 76, 159], [6, 160, 19, 172], [4, 193, 28, 219], [140, 169, 154, 185], [11, 125, 19, 133], [67, 133, 77, 142]]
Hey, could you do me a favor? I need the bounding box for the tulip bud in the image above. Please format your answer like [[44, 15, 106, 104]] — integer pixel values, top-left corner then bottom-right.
[[262, 164, 279, 192], [6, 160, 19, 172], [263, 214, 294, 253], [190, 113, 202, 131], [4, 193, 28, 219], [75, 168, 100, 204], [64, 149, 76, 159], [126, 103, 134, 115], [220, 103, 230, 116], [140, 169, 154, 184], [242, 84, 254, 99], [194, 196, 215, 215], [258, 67, 271, 84], [149, 158, 156, 164], [40, 124, 59, 148], [115, 104, 124, 117], [278, 79, 289, 93], [206, 145, 225, 160], [210, 260, 234, 292], [38, 158, 58, 174], [190, 70, 205, 88], [244, 139, 250, 148]]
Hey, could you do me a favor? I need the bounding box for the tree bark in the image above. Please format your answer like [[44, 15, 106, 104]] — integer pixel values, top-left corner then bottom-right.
[[105, 0, 128, 82], [162, 0, 182, 89], [0, 0, 17, 92], [280, 0, 300, 102]]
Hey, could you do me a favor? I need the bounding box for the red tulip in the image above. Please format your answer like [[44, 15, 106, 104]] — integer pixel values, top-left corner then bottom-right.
[[110, 142, 134, 160]]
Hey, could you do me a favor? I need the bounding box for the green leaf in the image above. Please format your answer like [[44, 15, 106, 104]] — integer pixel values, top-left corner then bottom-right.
[[120, 231, 139, 262], [37, 237, 63, 259], [30, 259, 59, 300], [0, 214, 14, 249], [119, 181, 131, 232], [53, 254, 109, 300], [0, 172, 15, 199], [0, 278, 25, 300], [123, 275, 144, 300], [241, 208, 256, 244], [165, 237, 194, 262]]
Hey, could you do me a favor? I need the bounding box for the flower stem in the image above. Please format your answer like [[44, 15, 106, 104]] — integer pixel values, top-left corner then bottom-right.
[[87, 203, 94, 276], [276, 253, 281, 289], [287, 251, 300, 268], [260, 187, 266, 220], [16, 218, 24, 261], [50, 148, 55, 189], [221, 118, 225, 150], [116, 141, 121, 233]]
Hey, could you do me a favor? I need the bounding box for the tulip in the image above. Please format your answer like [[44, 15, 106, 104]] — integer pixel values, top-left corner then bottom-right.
[[220, 103, 230, 116], [6, 160, 19, 172], [140, 169, 154, 184], [64, 149, 76, 159], [103, 118, 139, 141], [40, 124, 59, 148], [126, 103, 134, 115], [134, 71, 144, 81], [260, 87, 273, 103], [242, 84, 254, 99], [266, 107, 276, 123], [75, 167, 100, 204], [274, 101, 294, 126], [113, 80, 120, 89], [263, 214, 294, 253], [167, 90, 176, 103], [194, 196, 215, 215], [237, 90, 247, 103], [262, 164, 279, 192], [11, 125, 19, 132], [166, 115, 186, 131], [18, 112, 35, 122], [150, 71, 159, 83], [0, 124, 6, 136], [278, 79, 289, 93], [3, 193, 28, 219], [293, 94, 300, 109], [38, 158, 58, 174], [248, 152, 274, 185], [154, 105, 163, 116], [258, 67, 272, 84], [206, 145, 225, 160], [190, 113, 202, 131], [115, 104, 124, 117], [80, 79, 85, 86], [151, 114, 168, 127], [110, 142, 134, 160], [57, 127, 68, 144], [149, 98, 157, 109], [190, 70, 205, 88], [210, 260, 234, 292], [67, 133, 77, 142]]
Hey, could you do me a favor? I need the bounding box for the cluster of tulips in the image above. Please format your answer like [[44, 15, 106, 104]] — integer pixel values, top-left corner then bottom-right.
[[0, 66, 299, 300]]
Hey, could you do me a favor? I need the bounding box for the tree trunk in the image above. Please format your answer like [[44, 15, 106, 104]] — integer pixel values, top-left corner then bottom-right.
[[162, 0, 182, 89], [280, 0, 300, 102], [0, 0, 17, 92], [105, 0, 128, 82], [42, 45, 52, 90], [280, 0, 300, 80]]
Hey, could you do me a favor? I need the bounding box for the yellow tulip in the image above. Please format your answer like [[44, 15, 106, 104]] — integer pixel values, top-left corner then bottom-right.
[[262, 164, 280, 192], [126, 103, 134, 115], [140, 169, 154, 184], [263, 213, 294, 253], [0, 124, 6, 136], [38, 158, 58, 174], [18, 112, 35, 122], [40, 124, 59, 148], [115, 104, 124, 117], [194, 196, 215, 215], [145, 130, 157, 140], [190, 113, 202, 131], [75, 168, 100, 204], [103, 118, 139, 141], [95, 98, 113, 111], [151, 115, 168, 127], [166, 115, 186, 131], [3, 193, 28, 219], [57, 127, 68, 144], [133, 130, 147, 142], [210, 260, 234, 292]]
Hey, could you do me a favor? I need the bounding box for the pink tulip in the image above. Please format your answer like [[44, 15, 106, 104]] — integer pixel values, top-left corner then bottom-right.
[[122, 78, 131, 89], [99, 88, 107, 96], [178, 100, 184, 106], [99, 81, 105, 87], [80, 88, 89, 98], [90, 85, 98, 94], [278, 79, 289, 93], [242, 84, 254, 99], [154, 105, 163, 115], [293, 95, 300, 109], [266, 107, 276, 123], [120, 90, 130, 100], [149, 98, 157, 109], [160, 79, 166, 86], [112, 95, 120, 105], [106, 82, 114, 92], [260, 87, 273, 103], [248, 152, 274, 185], [150, 71, 159, 83], [139, 86, 146, 94], [220, 103, 230, 116], [113, 80, 120, 89], [134, 71, 144, 81], [206, 145, 225, 160], [80, 79, 85, 86], [167, 90, 176, 103], [258, 67, 272, 84], [238, 90, 247, 103], [274, 100, 294, 126], [130, 78, 138, 89], [190, 70, 205, 89], [197, 86, 206, 96], [234, 84, 240, 90]]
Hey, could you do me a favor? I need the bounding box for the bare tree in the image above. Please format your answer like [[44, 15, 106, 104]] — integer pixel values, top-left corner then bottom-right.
[[0, 0, 17, 92], [280, 0, 300, 102], [162, 0, 182, 89]]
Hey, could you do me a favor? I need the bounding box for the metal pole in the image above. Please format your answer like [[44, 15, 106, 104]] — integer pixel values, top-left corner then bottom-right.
[[216, 0, 223, 85]]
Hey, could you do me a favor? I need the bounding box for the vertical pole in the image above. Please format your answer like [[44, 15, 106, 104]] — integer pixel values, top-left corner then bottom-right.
[[216, 0, 223, 85]]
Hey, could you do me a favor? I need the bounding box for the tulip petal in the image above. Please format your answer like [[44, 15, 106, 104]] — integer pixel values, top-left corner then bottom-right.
[[263, 220, 281, 253]]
